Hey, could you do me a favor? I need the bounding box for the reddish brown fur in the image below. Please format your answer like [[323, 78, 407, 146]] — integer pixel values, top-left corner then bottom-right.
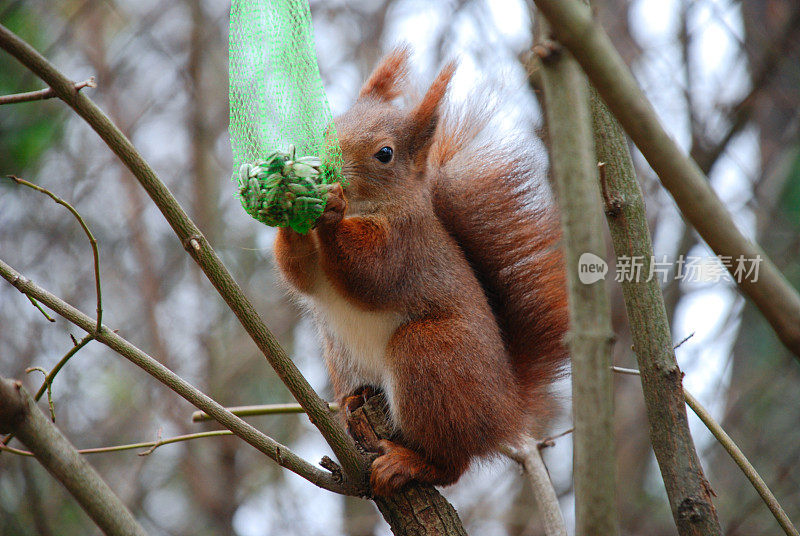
[[358, 46, 411, 101], [273, 47, 568, 495]]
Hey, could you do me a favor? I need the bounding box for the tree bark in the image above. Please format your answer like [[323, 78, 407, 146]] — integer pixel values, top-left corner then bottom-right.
[[590, 90, 722, 535], [347, 395, 467, 536]]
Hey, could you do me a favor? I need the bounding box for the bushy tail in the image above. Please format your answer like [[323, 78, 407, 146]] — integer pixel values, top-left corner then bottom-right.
[[430, 102, 569, 416]]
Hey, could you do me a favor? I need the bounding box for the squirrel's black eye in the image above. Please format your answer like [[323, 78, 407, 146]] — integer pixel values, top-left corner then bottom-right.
[[374, 146, 393, 163]]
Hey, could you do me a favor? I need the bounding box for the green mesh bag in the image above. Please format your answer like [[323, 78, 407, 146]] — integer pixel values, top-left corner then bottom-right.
[[229, 0, 343, 234]]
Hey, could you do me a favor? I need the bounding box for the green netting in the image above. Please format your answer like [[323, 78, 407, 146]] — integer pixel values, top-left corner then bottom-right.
[[229, 0, 342, 233]]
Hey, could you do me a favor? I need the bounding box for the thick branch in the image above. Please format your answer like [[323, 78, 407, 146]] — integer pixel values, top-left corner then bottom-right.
[[0, 376, 147, 536], [347, 395, 467, 536], [532, 0, 800, 358], [536, 24, 619, 536], [591, 90, 721, 535], [0, 22, 366, 482], [0, 258, 357, 496]]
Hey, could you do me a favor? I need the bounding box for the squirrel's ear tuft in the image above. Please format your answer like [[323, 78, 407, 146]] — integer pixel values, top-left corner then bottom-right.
[[359, 45, 411, 101], [406, 61, 456, 160]]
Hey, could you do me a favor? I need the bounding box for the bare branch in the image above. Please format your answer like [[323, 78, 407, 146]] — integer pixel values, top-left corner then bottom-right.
[[0, 22, 366, 482], [693, 5, 800, 175], [24, 367, 54, 422], [26, 295, 55, 322], [533, 0, 800, 358], [0, 376, 147, 536], [0, 429, 235, 457], [591, 83, 721, 534], [0, 76, 95, 105], [0, 258, 360, 497], [347, 394, 467, 535], [503, 439, 568, 536], [683, 391, 799, 536], [192, 402, 340, 422], [7, 175, 102, 331], [1, 176, 102, 448]]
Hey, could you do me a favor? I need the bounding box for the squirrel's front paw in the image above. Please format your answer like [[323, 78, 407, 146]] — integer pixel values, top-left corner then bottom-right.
[[316, 182, 346, 227]]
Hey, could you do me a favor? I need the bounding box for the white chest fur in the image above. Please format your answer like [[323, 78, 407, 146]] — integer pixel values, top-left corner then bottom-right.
[[312, 279, 404, 389]]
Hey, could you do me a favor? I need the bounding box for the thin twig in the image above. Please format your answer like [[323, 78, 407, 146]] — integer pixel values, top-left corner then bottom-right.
[[2, 176, 103, 449], [34, 335, 93, 402], [537, 427, 574, 449], [613, 366, 799, 536], [673, 332, 695, 350], [0, 429, 235, 457], [693, 5, 800, 174], [8, 175, 102, 332], [24, 367, 54, 422], [2, 334, 94, 448], [27, 295, 55, 322], [611, 365, 640, 376], [683, 391, 799, 536], [191, 402, 340, 422], [0, 76, 95, 105]]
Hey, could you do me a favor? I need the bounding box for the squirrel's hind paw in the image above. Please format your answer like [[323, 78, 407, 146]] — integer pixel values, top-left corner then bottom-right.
[[369, 439, 466, 496], [370, 440, 417, 496]]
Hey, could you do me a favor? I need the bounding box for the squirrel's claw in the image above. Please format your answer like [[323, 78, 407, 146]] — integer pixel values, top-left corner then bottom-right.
[[343, 385, 378, 417]]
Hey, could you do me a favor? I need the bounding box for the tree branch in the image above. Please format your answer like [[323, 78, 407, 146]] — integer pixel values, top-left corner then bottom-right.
[[0, 376, 147, 536], [0, 76, 95, 105], [536, 22, 619, 535], [0, 258, 359, 497], [503, 440, 567, 536], [191, 402, 340, 422], [532, 0, 800, 358], [591, 85, 721, 535], [613, 367, 799, 536], [0, 21, 366, 483], [682, 390, 799, 536], [7, 175, 103, 331], [1, 429, 235, 457], [1, 176, 101, 447], [347, 395, 467, 536]]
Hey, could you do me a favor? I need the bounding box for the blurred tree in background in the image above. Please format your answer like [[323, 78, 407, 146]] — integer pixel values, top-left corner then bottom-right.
[[0, 0, 798, 535]]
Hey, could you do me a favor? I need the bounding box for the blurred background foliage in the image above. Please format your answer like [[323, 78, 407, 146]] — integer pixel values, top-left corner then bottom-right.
[[0, 0, 798, 535]]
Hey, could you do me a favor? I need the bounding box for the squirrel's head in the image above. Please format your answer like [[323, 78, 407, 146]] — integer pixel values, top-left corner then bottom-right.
[[332, 46, 455, 213]]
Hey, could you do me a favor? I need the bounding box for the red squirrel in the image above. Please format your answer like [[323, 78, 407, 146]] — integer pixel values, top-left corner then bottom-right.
[[274, 47, 568, 496]]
